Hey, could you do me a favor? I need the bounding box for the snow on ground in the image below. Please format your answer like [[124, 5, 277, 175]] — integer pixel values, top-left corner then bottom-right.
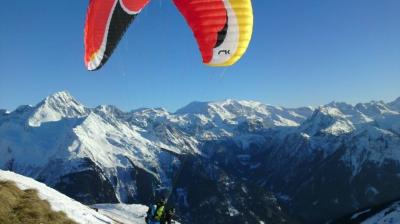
[[92, 204, 148, 224], [361, 201, 400, 224], [0, 170, 158, 224], [351, 209, 371, 219], [92, 204, 181, 224], [0, 170, 113, 224]]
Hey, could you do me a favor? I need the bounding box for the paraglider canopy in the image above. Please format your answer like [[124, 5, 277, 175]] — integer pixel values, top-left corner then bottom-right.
[[84, 0, 254, 71]]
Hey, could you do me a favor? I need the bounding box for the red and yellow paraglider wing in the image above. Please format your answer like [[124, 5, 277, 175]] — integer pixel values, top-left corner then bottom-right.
[[173, 0, 253, 67], [84, 0, 150, 71]]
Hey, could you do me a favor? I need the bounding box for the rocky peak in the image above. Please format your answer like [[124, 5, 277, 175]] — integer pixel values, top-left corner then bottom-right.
[[389, 97, 400, 112], [28, 91, 88, 127]]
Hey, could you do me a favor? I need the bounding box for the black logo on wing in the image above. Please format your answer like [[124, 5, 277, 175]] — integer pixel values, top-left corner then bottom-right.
[[218, 50, 231, 55]]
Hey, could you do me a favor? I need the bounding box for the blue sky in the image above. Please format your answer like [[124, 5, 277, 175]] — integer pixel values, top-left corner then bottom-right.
[[1, 0, 399, 112]]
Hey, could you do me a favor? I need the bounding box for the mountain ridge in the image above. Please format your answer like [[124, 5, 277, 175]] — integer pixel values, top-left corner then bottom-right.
[[1, 91, 400, 223]]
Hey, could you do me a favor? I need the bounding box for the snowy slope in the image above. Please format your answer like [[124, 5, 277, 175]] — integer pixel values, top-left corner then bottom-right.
[[175, 99, 313, 140], [389, 97, 400, 112], [29, 91, 89, 127], [0, 91, 194, 203], [1, 91, 400, 224], [0, 170, 114, 224], [336, 200, 400, 224], [175, 99, 312, 125], [1, 92, 399, 187], [92, 204, 181, 224], [0, 91, 315, 203], [92, 204, 148, 224], [361, 201, 400, 224], [294, 100, 400, 171], [247, 98, 400, 223]]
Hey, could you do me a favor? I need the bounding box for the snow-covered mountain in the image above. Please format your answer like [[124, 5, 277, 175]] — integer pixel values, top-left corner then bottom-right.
[[360, 201, 400, 224], [1, 91, 399, 224], [334, 199, 400, 224], [233, 99, 400, 223], [0, 91, 196, 204], [0, 91, 312, 202], [28, 91, 89, 127]]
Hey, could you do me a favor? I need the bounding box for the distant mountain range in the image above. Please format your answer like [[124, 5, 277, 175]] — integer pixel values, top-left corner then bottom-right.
[[1, 91, 399, 223]]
